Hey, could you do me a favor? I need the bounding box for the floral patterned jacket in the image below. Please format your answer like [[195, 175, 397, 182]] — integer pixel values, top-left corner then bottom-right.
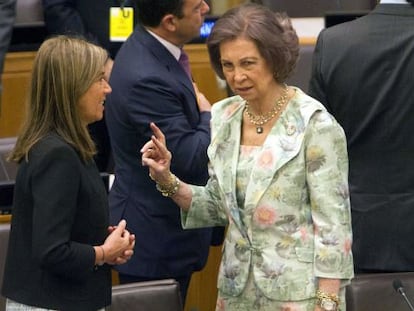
[[181, 88, 354, 301]]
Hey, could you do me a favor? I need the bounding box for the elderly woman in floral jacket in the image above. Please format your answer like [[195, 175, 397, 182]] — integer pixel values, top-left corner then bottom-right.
[[141, 4, 353, 311]]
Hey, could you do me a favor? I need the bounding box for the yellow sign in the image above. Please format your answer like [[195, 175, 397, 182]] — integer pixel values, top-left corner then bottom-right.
[[110, 7, 134, 42]]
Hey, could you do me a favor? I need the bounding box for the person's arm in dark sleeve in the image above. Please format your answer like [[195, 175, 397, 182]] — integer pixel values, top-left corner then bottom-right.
[[308, 31, 329, 109], [0, 0, 16, 73], [0, 0, 17, 107]]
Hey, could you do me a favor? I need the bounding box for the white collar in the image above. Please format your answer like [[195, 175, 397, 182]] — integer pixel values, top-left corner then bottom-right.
[[146, 29, 181, 61], [380, 0, 410, 4]]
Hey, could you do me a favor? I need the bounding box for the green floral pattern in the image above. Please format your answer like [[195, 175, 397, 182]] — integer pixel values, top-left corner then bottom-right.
[[181, 88, 354, 307]]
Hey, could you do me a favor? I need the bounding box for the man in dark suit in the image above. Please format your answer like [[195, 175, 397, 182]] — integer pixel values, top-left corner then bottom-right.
[[308, 0, 414, 273], [0, 0, 16, 109], [105, 0, 224, 303], [42, 0, 138, 172]]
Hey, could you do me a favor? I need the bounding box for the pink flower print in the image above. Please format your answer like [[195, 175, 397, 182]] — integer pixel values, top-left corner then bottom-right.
[[240, 145, 256, 157], [257, 149, 275, 169], [281, 302, 301, 311], [253, 204, 277, 229], [344, 238, 352, 255], [300, 227, 308, 241]]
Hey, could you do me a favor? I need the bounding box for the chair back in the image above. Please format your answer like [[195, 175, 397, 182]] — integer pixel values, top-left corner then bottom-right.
[[346, 272, 414, 311], [0, 138, 17, 182], [15, 0, 44, 26], [109, 279, 183, 311], [0, 223, 10, 311], [256, 0, 375, 17]]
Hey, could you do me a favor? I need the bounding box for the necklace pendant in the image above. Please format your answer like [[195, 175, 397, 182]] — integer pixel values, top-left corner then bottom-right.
[[256, 126, 264, 134]]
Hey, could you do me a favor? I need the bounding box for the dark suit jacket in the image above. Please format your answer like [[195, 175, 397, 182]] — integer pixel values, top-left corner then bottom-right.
[[308, 4, 414, 272], [106, 24, 223, 279], [1, 133, 111, 311], [0, 0, 15, 71]]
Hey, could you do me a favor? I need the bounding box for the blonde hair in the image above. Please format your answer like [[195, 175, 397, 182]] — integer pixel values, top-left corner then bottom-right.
[[9, 35, 109, 163]]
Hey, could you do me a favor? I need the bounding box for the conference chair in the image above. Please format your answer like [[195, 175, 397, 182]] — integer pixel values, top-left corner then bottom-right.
[[108, 279, 183, 311], [0, 223, 10, 311], [346, 272, 414, 311], [255, 0, 375, 17], [9, 0, 46, 52], [0, 137, 17, 182]]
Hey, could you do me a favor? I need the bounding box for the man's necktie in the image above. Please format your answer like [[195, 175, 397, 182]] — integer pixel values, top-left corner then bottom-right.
[[178, 50, 192, 80]]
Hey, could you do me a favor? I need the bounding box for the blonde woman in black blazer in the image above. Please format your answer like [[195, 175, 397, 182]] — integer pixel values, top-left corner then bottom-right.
[[1, 36, 135, 311]]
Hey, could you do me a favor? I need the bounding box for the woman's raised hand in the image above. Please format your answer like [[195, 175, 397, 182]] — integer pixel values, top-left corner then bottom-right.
[[141, 122, 172, 185]]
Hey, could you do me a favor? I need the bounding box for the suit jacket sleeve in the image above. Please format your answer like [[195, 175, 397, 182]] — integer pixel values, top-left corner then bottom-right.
[[305, 111, 354, 280], [42, 0, 98, 44], [31, 143, 96, 282], [0, 0, 16, 75], [308, 31, 329, 110]]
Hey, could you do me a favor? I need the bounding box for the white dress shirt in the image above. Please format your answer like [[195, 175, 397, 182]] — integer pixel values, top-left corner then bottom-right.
[[146, 29, 181, 61], [380, 0, 410, 4]]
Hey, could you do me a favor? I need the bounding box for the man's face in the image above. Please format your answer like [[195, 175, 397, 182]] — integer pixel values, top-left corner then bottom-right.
[[175, 0, 210, 44]]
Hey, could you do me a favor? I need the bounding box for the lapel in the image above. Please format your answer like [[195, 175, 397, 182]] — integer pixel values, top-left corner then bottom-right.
[[208, 98, 245, 234], [243, 100, 307, 210], [133, 25, 196, 97], [209, 89, 323, 238]]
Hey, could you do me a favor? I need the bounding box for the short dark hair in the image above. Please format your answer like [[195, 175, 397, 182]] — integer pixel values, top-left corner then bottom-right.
[[134, 0, 185, 27], [207, 3, 299, 83]]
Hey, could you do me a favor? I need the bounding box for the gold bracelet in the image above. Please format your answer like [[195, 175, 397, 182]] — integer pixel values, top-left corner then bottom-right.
[[155, 173, 180, 197], [316, 289, 339, 311], [316, 290, 339, 304]]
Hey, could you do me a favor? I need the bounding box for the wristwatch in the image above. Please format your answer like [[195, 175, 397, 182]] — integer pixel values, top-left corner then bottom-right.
[[318, 297, 338, 311], [316, 289, 339, 311]]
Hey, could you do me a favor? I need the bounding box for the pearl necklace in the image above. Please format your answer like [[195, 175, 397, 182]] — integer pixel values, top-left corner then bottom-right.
[[244, 84, 289, 134]]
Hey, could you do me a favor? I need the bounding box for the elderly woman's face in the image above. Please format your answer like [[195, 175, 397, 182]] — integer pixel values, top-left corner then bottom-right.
[[219, 37, 275, 105]]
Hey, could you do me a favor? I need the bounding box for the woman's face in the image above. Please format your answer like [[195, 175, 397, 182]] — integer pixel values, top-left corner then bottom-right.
[[78, 61, 112, 125], [219, 37, 276, 105]]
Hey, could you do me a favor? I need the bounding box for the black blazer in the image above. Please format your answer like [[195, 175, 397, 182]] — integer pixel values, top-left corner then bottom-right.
[[106, 24, 224, 279], [2, 133, 111, 311], [308, 4, 414, 271]]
